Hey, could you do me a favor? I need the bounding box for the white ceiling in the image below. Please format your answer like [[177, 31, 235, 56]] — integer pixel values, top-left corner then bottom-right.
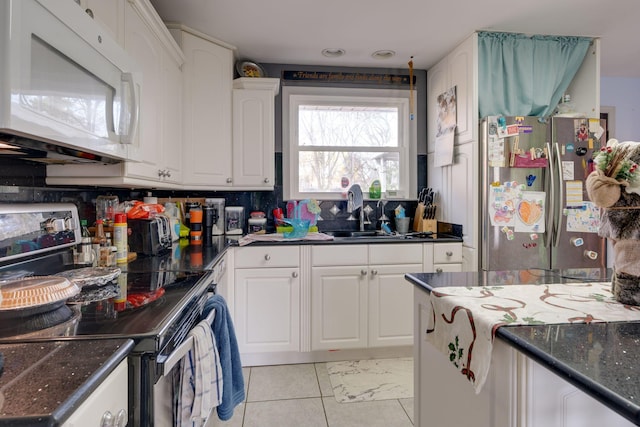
[[149, 0, 640, 78]]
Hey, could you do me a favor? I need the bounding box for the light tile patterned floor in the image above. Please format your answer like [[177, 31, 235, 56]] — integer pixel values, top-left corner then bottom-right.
[[209, 362, 414, 426]]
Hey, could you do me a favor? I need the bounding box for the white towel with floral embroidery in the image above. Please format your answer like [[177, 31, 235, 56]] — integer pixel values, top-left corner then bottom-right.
[[426, 282, 640, 393]]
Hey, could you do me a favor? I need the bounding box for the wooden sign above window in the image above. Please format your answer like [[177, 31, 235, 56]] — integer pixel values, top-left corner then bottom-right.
[[282, 70, 415, 85]]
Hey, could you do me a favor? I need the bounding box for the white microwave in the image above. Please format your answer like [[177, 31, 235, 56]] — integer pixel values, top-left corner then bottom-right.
[[0, 0, 140, 163]]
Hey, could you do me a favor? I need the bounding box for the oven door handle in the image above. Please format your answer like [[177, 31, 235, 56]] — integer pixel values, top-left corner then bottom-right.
[[156, 307, 216, 376]]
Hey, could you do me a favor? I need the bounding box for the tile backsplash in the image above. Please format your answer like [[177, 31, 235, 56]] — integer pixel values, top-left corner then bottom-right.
[[0, 154, 426, 234]]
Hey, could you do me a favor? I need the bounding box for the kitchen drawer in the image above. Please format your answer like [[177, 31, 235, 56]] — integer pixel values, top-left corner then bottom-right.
[[433, 263, 463, 273], [312, 244, 368, 266], [433, 243, 463, 264], [369, 243, 423, 265], [234, 246, 300, 268]]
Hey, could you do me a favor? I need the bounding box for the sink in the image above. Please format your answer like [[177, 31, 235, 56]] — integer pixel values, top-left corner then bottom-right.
[[323, 230, 434, 240], [324, 230, 413, 239], [324, 230, 382, 238]]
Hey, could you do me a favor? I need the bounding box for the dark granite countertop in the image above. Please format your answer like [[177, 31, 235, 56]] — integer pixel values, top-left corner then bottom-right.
[[405, 269, 640, 425], [0, 339, 134, 426]]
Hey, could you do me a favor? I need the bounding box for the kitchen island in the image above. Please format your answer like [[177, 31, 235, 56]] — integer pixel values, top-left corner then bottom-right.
[[406, 269, 639, 427]]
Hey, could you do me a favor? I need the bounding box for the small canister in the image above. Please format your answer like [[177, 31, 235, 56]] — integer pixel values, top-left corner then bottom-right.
[[248, 211, 267, 234], [225, 207, 244, 235]]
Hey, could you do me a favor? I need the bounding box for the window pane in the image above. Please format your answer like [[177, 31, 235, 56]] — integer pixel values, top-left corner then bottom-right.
[[299, 151, 399, 193], [299, 105, 398, 148]]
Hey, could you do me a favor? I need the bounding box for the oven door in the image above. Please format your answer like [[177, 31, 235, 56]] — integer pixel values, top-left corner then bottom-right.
[[0, 0, 139, 161]]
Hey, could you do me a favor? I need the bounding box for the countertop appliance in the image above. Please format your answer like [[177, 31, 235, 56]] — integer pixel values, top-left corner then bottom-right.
[[0, 203, 230, 426], [480, 116, 607, 270], [128, 216, 173, 256], [0, 0, 140, 164]]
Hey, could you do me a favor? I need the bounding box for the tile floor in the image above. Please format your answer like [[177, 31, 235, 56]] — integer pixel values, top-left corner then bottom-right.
[[212, 362, 414, 427]]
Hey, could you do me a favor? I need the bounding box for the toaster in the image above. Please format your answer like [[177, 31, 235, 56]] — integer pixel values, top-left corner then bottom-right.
[[128, 216, 172, 256]]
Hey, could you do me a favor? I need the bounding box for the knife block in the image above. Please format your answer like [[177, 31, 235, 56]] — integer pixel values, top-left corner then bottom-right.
[[413, 204, 437, 233], [419, 219, 438, 233]]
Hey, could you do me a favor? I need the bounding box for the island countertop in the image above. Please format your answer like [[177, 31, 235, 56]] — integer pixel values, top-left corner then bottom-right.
[[405, 268, 640, 425]]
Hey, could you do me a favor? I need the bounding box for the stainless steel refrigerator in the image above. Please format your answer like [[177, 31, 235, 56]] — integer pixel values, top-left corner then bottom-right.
[[480, 116, 607, 271]]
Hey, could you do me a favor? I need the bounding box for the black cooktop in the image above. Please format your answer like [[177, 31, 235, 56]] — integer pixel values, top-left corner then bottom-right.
[[0, 237, 229, 345]]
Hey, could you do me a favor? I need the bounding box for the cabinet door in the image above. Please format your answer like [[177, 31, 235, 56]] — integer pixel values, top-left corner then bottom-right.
[[426, 58, 448, 154], [448, 34, 477, 144], [123, 1, 163, 179], [160, 48, 182, 183], [232, 89, 275, 189], [430, 143, 476, 251], [311, 266, 368, 350], [81, 0, 124, 44], [369, 264, 419, 347], [524, 358, 635, 427], [234, 268, 300, 353], [180, 31, 233, 186]]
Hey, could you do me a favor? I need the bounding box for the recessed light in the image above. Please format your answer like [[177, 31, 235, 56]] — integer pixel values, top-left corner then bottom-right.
[[322, 48, 346, 58], [371, 50, 395, 60]]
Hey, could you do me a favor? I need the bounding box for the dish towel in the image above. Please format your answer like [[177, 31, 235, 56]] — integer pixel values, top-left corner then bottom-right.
[[426, 282, 640, 394], [238, 232, 334, 246], [203, 294, 245, 421], [178, 319, 223, 427]]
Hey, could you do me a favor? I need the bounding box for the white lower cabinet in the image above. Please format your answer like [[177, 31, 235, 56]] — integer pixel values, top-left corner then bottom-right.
[[311, 265, 369, 350], [233, 246, 300, 354], [414, 287, 634, 427], [425, 241, 463, 273], [231, 241, 462, 363], [63, 360, 128, 427], [311, 244, 421, 350]]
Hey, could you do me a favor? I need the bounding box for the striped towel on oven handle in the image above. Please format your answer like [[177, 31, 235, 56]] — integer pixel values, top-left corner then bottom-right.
[[178, 319, 223, 426]]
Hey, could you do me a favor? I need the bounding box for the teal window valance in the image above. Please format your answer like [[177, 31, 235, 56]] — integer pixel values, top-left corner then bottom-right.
[[478, 31, 592, 119]]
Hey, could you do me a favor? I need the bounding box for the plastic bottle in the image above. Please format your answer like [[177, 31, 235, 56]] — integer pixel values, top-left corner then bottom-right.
[[369, 179, 381, 199], [80, 219, 91, 238], [92, 219, 107, 266], [114, 213, 128, 263]]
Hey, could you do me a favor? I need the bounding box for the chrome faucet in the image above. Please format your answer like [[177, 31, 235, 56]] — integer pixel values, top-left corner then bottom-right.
[[347, 184, 365, 231]]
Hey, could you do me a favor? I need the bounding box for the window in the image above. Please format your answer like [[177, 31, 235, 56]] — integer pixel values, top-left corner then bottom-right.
[[283, 86, 416, 200]]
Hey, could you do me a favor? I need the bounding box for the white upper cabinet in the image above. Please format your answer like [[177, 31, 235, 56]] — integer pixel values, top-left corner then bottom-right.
[[47, 0, 184, 188], [76, 0, 124, 44], [232, 78, 280, 190], [426, 33, 478, 153], [169, 25, 235, 188]]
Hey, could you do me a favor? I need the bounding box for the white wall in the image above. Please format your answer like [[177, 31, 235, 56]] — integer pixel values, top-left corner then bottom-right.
[[601, 77, 640, 141]]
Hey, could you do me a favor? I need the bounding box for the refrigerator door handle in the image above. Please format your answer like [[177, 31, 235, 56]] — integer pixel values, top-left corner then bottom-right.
[[544, 141, 555, 248], [553, 142, 564, 247]]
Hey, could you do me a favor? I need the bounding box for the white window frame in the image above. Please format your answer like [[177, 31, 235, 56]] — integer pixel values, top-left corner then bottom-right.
[[283, 85, 417, 200]]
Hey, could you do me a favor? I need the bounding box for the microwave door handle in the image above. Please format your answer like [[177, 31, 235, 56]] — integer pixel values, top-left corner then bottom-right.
[[119, 72, 138, 144], [553, 142, 564, 247]]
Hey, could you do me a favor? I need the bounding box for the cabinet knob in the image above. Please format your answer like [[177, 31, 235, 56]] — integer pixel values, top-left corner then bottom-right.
[[115, 409, 128, 427], [291, 271, 298, 278], [361, 269, 368, 276], [371, 270, 378, 276], [85, 8, 94, 18], [100, 411, 113, 427], [264, 254, 271, 261], [446, 251, 453, 257], [226, 177, 233, 183], [264, 178, 270, 184], [435, 268, 443, 273]]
